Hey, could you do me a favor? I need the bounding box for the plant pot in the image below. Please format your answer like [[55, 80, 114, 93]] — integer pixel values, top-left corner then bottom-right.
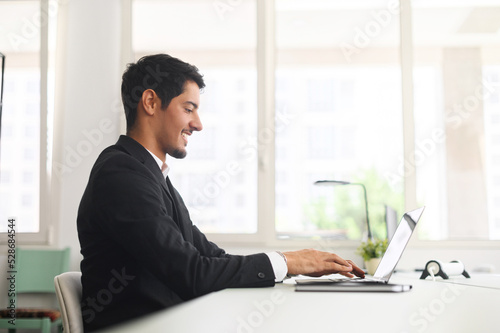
[[365, 258, 381, 276]]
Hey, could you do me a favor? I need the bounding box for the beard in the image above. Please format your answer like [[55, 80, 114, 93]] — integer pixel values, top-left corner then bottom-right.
[[170, 148, 187, 159]]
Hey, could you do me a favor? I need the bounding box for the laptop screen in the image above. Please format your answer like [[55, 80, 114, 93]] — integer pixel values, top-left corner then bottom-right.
[[373, 207, 425, 282]]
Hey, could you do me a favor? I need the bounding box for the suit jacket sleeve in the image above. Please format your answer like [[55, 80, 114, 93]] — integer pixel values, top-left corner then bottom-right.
[[89, 152, 275, 301]]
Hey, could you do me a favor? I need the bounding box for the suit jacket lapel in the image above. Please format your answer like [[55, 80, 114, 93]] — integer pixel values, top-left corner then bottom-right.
[[115, 135, 188, 236], [165, 176, 193, 242], [115, 135, 173, 199]]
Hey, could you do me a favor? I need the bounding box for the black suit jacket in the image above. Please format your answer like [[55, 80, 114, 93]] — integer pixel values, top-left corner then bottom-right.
[[77, 135, 275, 331]]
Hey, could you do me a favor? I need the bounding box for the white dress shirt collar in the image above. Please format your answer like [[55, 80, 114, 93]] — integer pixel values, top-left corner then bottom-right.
[[145, 149, 170, 179]]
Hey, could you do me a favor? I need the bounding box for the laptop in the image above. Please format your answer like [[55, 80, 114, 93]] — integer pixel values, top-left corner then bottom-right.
[[295, 206, 425, 292]]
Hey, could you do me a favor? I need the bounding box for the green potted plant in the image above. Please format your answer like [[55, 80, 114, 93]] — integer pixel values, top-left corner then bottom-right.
[[356, 239, 388, 275]]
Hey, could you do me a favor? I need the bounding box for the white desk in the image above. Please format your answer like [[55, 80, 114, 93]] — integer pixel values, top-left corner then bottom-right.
[[101, 273, 500, 333]]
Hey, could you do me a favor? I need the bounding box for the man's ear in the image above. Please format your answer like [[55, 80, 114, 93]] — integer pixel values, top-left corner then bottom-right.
[[139, 89, 158, 116]]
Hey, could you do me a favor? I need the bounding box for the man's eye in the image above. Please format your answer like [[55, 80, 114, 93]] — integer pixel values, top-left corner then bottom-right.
[[185, 109, 193, 113]]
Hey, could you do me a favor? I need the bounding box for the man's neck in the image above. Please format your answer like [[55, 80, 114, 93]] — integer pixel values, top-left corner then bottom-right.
[[127, 131, 166, 163]]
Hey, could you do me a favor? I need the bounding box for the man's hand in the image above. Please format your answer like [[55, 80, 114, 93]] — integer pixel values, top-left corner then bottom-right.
[[283, 249, 365, 278]]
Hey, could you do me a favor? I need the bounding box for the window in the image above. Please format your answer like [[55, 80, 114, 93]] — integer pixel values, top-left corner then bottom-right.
[[132, 0, 258, 234], [130, 0, 500, 243], [412, 0, 500, 240], [275, 1, 404, 240], [0, 0, 56, 243]]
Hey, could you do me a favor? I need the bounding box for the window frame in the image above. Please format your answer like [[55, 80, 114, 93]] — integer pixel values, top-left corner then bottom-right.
[[5, 0, 494, 248], [204, 0, 500, 249], [0, 0, 53, 245]]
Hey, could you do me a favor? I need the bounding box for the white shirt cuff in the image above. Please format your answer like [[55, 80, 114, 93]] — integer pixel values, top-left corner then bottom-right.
[[265, 252, 288, 282]]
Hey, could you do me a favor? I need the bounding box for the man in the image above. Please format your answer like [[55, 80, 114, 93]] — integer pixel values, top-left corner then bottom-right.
[[77, 54, 364, 331]]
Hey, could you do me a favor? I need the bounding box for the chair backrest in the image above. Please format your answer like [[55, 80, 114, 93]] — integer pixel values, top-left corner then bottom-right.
[[17, 247, 70, 293], [54, 272, 83, 333]]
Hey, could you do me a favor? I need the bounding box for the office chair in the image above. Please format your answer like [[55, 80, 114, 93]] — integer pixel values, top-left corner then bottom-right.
[[54, 272, 83, 333], [0, 247, 70, 333]]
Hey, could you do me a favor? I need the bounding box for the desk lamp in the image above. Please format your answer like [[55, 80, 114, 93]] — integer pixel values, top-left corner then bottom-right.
[[314, 180, 373, 240]]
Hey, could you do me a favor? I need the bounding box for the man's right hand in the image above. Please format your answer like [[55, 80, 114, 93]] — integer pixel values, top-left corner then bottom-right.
[[283, 249, 365, 278]]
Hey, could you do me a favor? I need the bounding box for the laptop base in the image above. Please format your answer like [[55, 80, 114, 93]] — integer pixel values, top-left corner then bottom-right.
[[295, 280, 412, 292]]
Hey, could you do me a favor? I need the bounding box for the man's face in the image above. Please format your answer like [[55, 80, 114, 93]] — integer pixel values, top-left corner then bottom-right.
[[155, 80, 202, 159]]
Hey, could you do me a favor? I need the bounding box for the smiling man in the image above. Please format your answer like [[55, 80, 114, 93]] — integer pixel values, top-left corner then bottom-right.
[[77, 54, 364, 332]]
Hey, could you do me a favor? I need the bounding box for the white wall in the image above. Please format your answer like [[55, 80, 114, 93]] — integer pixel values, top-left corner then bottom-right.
[[53, 0, 123, 270]]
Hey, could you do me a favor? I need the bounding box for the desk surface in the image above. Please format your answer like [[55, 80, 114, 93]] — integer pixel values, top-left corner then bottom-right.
[[101, 273, 500, 333]]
